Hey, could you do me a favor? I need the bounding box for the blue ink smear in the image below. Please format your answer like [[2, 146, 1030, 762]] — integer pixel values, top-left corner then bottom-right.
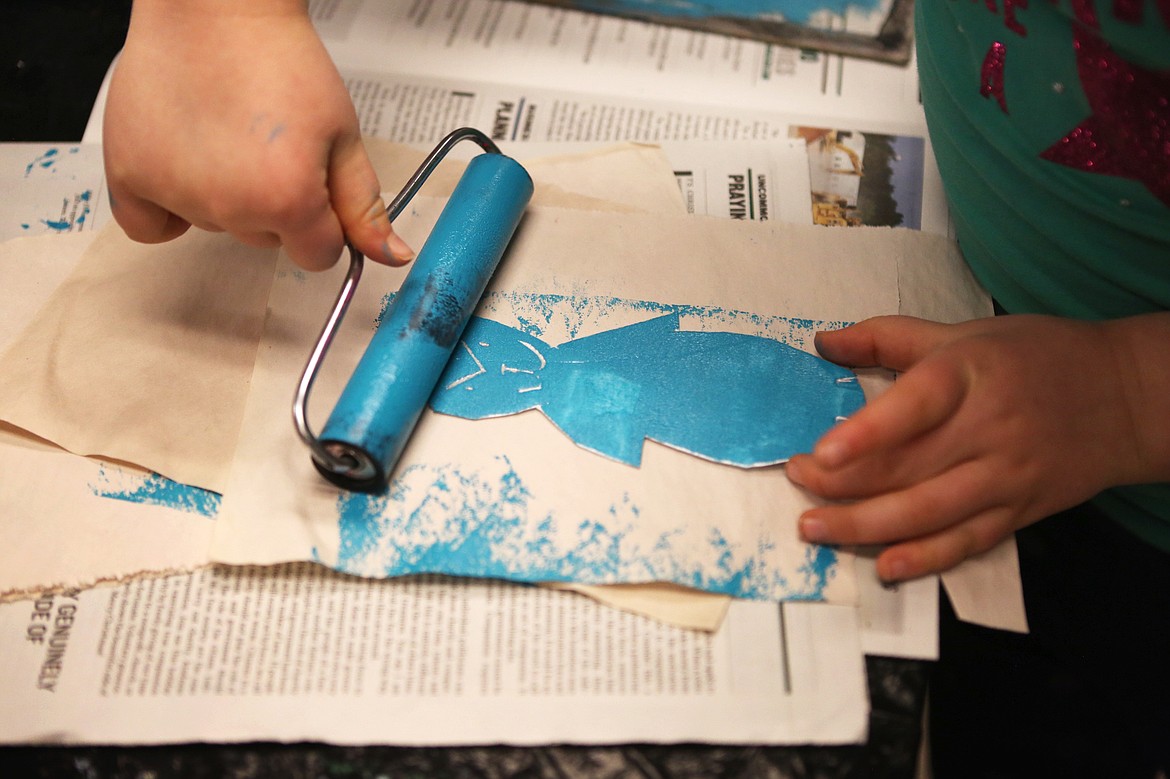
[[90, 467, 220, 518], [332, 457, 836, 601], [567, 0, 883, 25], [275, 268, 309, 283], [430, 311, 863, 467], [481, 290, 843, 346], [796, 542, 838, 598], [24, 147, 58, 177], [374, 292, 397, 330], [40, 190, 92, 233]]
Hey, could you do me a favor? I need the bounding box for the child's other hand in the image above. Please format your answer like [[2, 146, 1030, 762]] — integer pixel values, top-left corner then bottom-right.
[[786, 314, 1167, 582], [103, 0, 414, 271]]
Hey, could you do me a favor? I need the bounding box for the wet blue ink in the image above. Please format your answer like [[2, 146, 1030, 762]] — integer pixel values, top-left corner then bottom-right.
[[90, 466, 220, 518], [324, 292, 848, 599], [479, 290, 841, 348], [40, 190, 92, 233], [566, 0, 883, 25], [24, 148, 58, 177], [794, 542, 839, 600], [373, 293, 397, 330], [331, 457, 836, 600], [430, 311, 863, 467], [319, 154, 533, 489]]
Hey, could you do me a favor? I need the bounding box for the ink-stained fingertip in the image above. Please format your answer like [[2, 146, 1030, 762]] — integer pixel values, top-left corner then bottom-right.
[[876, 556, 910, 584], [384, 231, 415, 265]]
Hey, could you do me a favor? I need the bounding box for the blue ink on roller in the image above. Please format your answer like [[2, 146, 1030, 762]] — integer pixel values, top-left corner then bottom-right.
[[317, 153, 533, 491], [431, 312, 864, 467]]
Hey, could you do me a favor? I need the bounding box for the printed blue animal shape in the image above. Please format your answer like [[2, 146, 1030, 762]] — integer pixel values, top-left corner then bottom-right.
[[429, 312, 864, 467]]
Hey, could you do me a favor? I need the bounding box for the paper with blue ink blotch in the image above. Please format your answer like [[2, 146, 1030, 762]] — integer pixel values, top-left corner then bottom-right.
[[331, 455, 838, 601], [90, 466, 221, 518], [0, 446, 216, 600], [432, 312, 863, 467], [213, 202, 940, 607], [319, 292, 853, 601]]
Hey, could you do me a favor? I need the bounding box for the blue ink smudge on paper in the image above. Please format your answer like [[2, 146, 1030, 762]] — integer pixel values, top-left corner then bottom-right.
[[481, 290, 843, 347], [274, 268, 308, 283], [795, 543, 839, 599], [332, 457, 836, 600], [90, 466, 220, 518], [24, 147, 58, 177], [23, 146, 80, 177], [40, 190, 92, 233]]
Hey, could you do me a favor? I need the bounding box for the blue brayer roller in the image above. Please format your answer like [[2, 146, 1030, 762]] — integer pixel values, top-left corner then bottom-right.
[[293, 128, 534, 492]]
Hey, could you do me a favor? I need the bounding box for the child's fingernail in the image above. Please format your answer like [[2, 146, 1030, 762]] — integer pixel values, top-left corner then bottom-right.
[[881, 559, 909, 583], [384, 232, 415, 263], [799, 516, 829, 543], [786, 461, 805, 487]]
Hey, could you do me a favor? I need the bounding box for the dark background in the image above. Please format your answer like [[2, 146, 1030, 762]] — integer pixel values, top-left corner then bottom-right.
[[1, 0, 132, 142], [0, 2, 928, 775]]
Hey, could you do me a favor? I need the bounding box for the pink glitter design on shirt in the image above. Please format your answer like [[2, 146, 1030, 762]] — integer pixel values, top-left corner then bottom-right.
[[1039, 23, 1170, 205], [1112, 0, 1170, 26], [1069, 0, 1100, 27], [1001, 0, 1030, 35], [1051, 0, 1170, 27], [974, 0, 1031, 35], [981, 41, 1010, 112], [1112, 0, 1144, 23]]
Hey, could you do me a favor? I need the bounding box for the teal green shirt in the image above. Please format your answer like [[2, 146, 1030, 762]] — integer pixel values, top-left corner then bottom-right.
[[916, 1, 1170, 549]]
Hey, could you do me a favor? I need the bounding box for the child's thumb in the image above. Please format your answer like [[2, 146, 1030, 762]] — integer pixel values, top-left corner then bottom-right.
[[329, 136, 414, 266]]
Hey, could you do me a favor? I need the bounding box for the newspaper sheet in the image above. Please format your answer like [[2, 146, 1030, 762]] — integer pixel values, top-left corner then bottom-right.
[[0, 566, 868, 745], [310, 0, 924, 123]]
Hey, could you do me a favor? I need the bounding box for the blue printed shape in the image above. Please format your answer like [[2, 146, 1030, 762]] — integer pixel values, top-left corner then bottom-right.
[[90, 466, 220, 518], [430, 312, 863, 467]]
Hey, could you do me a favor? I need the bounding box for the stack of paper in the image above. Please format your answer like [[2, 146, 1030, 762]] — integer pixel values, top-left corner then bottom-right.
[[0, 0, 1024, 749]]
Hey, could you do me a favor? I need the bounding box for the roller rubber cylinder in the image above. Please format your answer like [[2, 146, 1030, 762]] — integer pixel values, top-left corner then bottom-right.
[[318, 153, 533, 491]]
